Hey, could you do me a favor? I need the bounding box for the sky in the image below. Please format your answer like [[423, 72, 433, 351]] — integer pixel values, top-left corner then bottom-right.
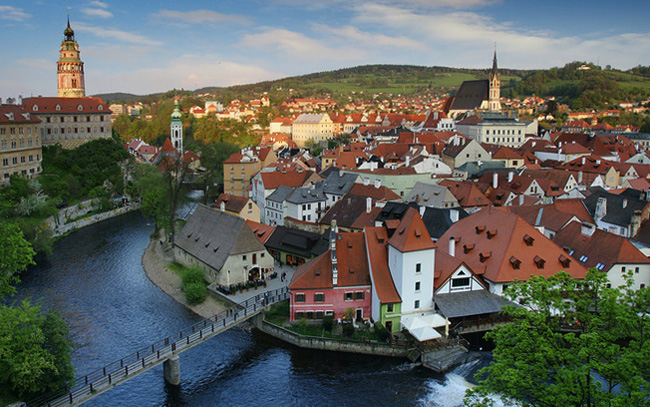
[[2, 0, 650, 98]]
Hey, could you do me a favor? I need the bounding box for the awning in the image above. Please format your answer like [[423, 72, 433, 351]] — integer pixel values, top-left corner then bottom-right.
[[434, 290, 511, 319], [401, 313, 448, 341]]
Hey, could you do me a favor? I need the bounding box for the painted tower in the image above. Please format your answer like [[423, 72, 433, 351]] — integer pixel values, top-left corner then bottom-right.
[[488, 48, 501, 112], [171, 99, 183, 153], [57, 17, 85, 98]]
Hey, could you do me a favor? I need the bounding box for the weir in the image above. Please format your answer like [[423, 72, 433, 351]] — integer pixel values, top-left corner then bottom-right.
[[27, 287, 289, 407]]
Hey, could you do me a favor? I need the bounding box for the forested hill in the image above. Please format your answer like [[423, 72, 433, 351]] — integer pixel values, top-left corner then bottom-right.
[[94, 62, 650, 108]]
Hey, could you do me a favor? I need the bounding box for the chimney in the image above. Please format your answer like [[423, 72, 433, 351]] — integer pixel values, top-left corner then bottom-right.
[[493, 173, 498, 189], [519, 194, 524, 206], [595, 197, 607, 220], [374, 179, 381, 189], [632, 210, 642, 237], [366, 197, 372, 213], [623, 199, 628, 209], [508, 171, 514, 183], [363, 177, 369, 186], [581, 221, 596, 237], [450, 209, 459, 223], [582, 157, 586, 165], [405, 155, 410, 167], [419, 205, 425, 218], [330, 220, 338, 286], [578, 171, 583, 184], [220, 201, 225, 212], [449, 236, 456, 257]]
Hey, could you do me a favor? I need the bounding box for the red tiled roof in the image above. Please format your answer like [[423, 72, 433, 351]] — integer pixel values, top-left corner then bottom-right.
[[365, 227, 401, 303], [388, 208, 436, 252], [214, 193, 249, 213], [260, 169, 311, 189], [349, 183, 401, 201], [438, 208, 588, 283], [22, 96, 108, 114], [245, 220, 275, 244], [0, 104, 41, 124]]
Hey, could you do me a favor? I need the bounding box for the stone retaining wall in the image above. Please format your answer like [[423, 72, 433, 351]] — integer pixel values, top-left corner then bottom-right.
[[47, 202, 141, 237], [256, 317, 408, 358]]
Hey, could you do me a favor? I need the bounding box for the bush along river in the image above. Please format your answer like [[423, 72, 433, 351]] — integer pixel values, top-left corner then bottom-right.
[[16, 211, 499, 407]]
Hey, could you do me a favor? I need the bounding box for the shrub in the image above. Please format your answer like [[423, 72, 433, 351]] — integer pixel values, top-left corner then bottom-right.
[[322, 315, 334, 332], [182, 266, 205, 286], [342, 323, 355, 337], [184, 282, 207, 304], [374, 322, 390, 342]]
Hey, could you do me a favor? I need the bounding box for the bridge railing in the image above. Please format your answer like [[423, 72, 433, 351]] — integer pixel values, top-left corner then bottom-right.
[[28, 287, 289, 407]]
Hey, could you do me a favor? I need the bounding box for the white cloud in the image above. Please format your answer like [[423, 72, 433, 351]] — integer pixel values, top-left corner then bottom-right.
[[89, 1, 109, 7], [74, 23, 162, 47], [153, 9, 250, 26], [239, 28, 365, 62], [312, 24, 424, 50], [0, 6, 30, 22], [82, 7, 113, 18], [91, 56, 281, 94]]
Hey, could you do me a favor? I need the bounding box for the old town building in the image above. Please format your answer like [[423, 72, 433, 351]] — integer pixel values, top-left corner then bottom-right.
[[0, 104, 42, 184]]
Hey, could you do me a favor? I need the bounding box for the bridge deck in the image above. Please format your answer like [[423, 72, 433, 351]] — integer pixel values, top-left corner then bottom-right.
[[30, 287, 289, 407]]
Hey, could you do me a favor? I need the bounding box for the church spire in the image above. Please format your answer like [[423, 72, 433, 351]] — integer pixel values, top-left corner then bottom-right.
[[491, 43, 498, 79], [488, 44, 501, 112]]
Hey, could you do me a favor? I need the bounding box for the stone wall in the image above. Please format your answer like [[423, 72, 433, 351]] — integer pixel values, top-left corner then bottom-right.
[[44, 202, 140, 238], [256, 317, 408, 358]]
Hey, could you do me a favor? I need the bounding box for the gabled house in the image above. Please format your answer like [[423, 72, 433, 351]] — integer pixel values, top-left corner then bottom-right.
[[553, 221, 650, 289], [174, 204, 274, 287], [214, 193, 260, 222], [289, 227, 371, 322], [405, 182, 460, 208], [583, 188, 650, 238], [441, 138, 491, 169], [438, 208, 589, 295]]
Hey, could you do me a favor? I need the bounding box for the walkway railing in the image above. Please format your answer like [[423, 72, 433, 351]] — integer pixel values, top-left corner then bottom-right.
[[28, 287, 289, 407]]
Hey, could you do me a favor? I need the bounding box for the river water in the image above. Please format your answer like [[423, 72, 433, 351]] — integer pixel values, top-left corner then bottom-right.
[[15, 211, 490, 407]]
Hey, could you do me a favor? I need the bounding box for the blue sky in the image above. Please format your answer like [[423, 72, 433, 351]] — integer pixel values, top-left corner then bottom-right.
[[2, 0, 650, 97]]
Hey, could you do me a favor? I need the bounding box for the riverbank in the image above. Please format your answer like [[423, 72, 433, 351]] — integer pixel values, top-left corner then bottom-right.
[[141, 235, 227, 319]]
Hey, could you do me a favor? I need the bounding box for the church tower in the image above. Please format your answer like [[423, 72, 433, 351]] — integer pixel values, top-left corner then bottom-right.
[[488, 48, 501, 112], [170, 99, 183, 153], [57, 17, 85, 98]]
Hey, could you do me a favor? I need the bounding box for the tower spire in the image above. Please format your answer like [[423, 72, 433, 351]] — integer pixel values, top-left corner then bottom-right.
[[58, 17, 85, 97], [492, 43, 498, 77]]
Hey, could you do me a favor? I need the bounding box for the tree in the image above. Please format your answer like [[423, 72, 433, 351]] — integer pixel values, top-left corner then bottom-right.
[[131, 163, 169, 233], [0, 222, 36, 301], [465, 270, 650, 407], [194, 141, 239, 203]]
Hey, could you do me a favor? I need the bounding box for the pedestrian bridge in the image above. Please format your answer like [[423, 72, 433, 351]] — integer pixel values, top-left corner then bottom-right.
[[28, 287, 289, 407]]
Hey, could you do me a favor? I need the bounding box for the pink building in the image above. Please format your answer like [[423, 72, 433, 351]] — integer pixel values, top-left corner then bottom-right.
[[289, 227, 371, 322]]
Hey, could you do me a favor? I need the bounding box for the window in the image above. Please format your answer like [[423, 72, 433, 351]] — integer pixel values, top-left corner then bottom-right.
[[452, 278, 470, 288], [295, 293, 305, 303], [345, 292, 353, 301], [414, 300, 420, 309], [2, 159, 7, 166], [622, 266, 626, 273], [415, 281, 421, 291], [242, 255, 247, 261], [635, 267, 640, 274], [314, 293, 324, 302], [416, 263, 421, 273], [642, 284, 646, 289], [387, 303, 394, 312], [295, 311, 305, 319], [355, 291, 364, 300]]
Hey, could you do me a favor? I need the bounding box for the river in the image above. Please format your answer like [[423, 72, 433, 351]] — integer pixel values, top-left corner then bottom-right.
[[15, 211, 491, 407]]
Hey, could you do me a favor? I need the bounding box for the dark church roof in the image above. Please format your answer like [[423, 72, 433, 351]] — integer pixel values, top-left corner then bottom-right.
[[449, 79, 489, 111]]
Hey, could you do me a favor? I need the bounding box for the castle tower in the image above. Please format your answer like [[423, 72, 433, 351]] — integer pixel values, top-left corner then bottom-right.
[[57, 17, 85, 98], [170, 99, 183, 153], [488, 47, 501, 112]]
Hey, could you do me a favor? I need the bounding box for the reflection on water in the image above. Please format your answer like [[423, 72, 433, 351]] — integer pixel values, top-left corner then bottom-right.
[[15, 211, 489, 406]]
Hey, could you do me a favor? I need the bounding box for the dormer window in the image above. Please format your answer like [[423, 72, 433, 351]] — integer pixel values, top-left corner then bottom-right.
[[463, 243, 474, 254], [479, 251, 491, 263], [32, 105, 38, 112], [77, 105, 83, 111], [98, 105, 103, 111], [523, 234, 534, 246], [475, 225, 486, 235], [559, 255, 571, 268], [534, 256, 545, 269], [487, 229, 497, 239], [55, 104, 61, 111], [509, 256, 521, 270]]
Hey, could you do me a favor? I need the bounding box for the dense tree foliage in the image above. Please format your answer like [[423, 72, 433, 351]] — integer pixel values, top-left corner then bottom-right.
[[465, 270, 650, 407], [0, 224, 74, 401], [188, 140, 239, 202]]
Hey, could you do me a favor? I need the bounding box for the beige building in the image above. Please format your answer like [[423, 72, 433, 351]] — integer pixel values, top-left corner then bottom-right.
[[0, 104, 42, 184], [22, 97, 112, 149], [291, 113, 335, 147], [214, 193, 261, 223], [224, 146, 277, 197]]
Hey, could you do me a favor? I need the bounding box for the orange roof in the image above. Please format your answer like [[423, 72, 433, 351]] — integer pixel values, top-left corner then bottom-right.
[[349, 183, 401, 201], [22, 96, 108, 114], [365, 227, 401, 303], [245, 220, 275, 244], [388, 208, 436, 252], [260, 170, 311, 189], [289, 232, 370, 290], [434, 251, 485, 291], [438, 208, 588, 283]]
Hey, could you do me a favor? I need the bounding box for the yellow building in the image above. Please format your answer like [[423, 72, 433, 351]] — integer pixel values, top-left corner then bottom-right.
[[291, 113, 335, 147], [0, 104, 42, 184], [224, 146, 277, 197]]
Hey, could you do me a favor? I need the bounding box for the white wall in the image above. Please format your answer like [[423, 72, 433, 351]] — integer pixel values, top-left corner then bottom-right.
[[388, 245, 435, 314]]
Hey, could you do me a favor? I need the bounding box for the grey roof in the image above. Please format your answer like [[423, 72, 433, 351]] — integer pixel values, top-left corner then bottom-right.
[[449, 79, 489, 111], [175, 204, 265, 270], [267, 185, 294, 203], [374, 202, 468, 240], [265, 226, 328, 258], [584, 187, 648, 227], [287, 185, 326, 204], [405, 182, 459, 208], [455, 161, 505, 179], [293, 113, 328, 124], [434, 290, 511, 319], [322, 172, 358, 197]]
